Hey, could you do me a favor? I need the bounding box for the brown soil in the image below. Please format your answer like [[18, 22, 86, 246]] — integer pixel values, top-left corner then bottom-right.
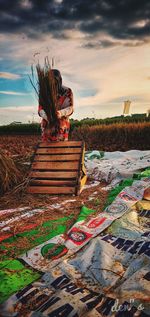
[[0, 135, 108, 260]]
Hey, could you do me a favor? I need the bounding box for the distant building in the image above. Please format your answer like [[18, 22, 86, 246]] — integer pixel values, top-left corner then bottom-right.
[[147, 109, 150, 117], [123, 100, 131, 115]]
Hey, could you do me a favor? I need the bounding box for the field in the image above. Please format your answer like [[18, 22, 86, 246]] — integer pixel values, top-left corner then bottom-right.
[[0, 135, 38, 158], [0, 123, 150, 315], [71, 121, 150, 151], [0, 133, 107, 213], [0, 132, 108, 259], [0, 121, 150, 209], [0, 121, 150, 154]]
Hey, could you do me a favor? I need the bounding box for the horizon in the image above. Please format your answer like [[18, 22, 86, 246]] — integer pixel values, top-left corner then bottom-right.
[[0, 0, 150, 125], [0, 111, 149, 127]]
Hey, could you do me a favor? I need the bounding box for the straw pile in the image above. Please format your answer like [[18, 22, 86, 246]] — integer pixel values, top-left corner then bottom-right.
[[0, 150, 22, 195], [30, 57, 59, 128]]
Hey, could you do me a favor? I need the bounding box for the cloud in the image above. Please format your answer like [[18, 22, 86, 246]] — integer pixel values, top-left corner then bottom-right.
[[83, 39, 118, 49], [21, 0, 33, 9], [0, 1, 150, 123], [0, 90, 29, 95], [82, 38, 150, 49], [0, 105, 40, 125], [0, 72, 21, 79], [110, 95, 147, 104], [0, 0, 150, 45]]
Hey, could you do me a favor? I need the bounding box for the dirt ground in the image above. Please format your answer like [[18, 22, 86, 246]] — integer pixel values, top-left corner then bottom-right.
[[0, 135, 108, 237], [0, 135, 108, 261], [0, 135, 107, 210], [0, 182, 108, 258]]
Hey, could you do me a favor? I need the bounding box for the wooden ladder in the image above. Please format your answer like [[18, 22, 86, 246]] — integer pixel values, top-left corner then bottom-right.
[[27, 141, 87, 195]]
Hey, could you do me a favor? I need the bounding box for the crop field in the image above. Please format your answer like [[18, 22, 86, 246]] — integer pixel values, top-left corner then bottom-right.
[[0, 122, 150, 316], [0, 121, 150, 157], [0, 121, 149, 209], [0, 132, 107, 212], [71, 121, 150, 151], [0, 135, 38, 158]]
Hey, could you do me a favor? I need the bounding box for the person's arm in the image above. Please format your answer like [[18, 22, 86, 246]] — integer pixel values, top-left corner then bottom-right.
[[38, 105, 48, 121], [57, 88, 74, 118]]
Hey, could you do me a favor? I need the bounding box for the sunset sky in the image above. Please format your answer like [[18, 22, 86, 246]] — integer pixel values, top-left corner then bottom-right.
[[0, 0, 150, 125]]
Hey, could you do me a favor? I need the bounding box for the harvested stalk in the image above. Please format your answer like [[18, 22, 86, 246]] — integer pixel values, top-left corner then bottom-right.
[[30, 57, 59, 129], [0, 151, 22, 194]]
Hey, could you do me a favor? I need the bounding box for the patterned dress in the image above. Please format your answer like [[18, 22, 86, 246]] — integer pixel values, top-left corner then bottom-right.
[[38, 86, 74, 142]]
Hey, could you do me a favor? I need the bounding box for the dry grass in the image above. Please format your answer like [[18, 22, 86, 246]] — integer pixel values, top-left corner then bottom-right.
[[30, 58, 59, 128], [71, 122, 150, 151], [0, 150, 22, 195]]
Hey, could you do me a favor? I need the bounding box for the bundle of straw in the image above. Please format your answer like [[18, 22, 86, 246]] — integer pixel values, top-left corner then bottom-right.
[[30, 57, 59, 128], [0, 151, 22, 195]]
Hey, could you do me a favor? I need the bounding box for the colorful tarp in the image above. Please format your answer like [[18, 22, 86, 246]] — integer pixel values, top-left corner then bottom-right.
[[0, 208, 97, 304], [85, 150, 150, 189], [0, 216, 74, 304], [20, 178, 149, 271], [1, 174, 150, 316], [0, 216, 73, 260], [0, 260, 40, 304]]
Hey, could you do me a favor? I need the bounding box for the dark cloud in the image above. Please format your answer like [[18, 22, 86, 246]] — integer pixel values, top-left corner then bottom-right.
[[83, 39, 119, 49], [82, 38, 149, 49], [0, 0, 150, 45]]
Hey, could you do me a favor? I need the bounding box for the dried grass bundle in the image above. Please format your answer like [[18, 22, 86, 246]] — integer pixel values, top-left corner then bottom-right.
[[30, 57, 59, 128], [0, 151, 22, 194]]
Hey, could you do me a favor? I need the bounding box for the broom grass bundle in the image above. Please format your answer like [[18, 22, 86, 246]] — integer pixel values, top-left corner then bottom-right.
[[0, 151, 22, 195], [30, 57, 59, 128]]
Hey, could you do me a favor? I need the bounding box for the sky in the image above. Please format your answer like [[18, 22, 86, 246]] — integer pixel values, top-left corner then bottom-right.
[[0, 0, 150, 125]]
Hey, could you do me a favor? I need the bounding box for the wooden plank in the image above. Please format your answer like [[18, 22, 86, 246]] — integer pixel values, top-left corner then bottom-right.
[[39, 141, 82, 148], [32, 161, 79, 170], [30, 171, 78, 179], [27, 186, 76, 194], [80, 174, 87, 191], [34, 154, 80, 161], [30, 180, 76, 186], [36, 148, 82, 154]]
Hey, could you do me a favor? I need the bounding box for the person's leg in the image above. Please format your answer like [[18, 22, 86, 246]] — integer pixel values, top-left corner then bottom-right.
[[41, 120, 57, 142], [58, 119, 70, 141], [64, 120, 70, 141], [41, 119, 48, 142], [48, 125, 59, 141]]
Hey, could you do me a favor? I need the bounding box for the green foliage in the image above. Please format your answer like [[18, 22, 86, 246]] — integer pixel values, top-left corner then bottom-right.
[[0, 113, 149, 135], [70, 113, 150, 131], [0, 123, 41, 135]]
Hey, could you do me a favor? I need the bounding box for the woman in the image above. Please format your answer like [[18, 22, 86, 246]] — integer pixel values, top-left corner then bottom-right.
[[38, 69, 74, 142]]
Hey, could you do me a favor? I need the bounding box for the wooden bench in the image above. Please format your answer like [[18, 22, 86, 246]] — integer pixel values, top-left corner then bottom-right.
[[27, 141, 87, 195]]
